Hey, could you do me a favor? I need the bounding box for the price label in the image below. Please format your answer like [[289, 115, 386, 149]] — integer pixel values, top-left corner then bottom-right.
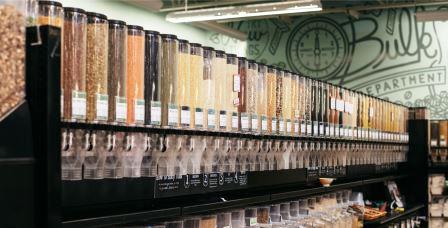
[[261, 115, 268, 132], [241, 113, 249, 131], [279, 119, 285, 133], [181, 106, 190, 126], [195, 108, 204, 128], [307, 123, 312, 135], [72, 90, 86, 119], [300, 121, 306, 135], [116, 96, 127, 123], [96, 93, 108, 121], [294, 121, 299, 134], [134, 99, 145, 124], [150, 101, 161, 125], [168, 103, 178, 126], [330, 98, 336, 110], [207, 109, 215, 129], [286, 120, 292, 133], [313, 123, 318, 136], [272, 118, 277, 132], [319, 123, 324, 136], [233, 74, 241, 92], [219, 111, 226, 129], [336, 99, 344, 111], [231, 112, 238, 130], [251, 114, 258, 131]]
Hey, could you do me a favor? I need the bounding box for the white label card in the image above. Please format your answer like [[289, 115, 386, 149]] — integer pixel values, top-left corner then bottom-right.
[[150, 101, 161, 125], [251, 115, 258, 131], [261, 116, 268, 131], [181, 107, 190, 125], [233, 74, 241, 92], [330, 98, 336, 110], [207, 109, 215, 128], [336, 99, 345, 112], [72, 91, 86, 118], [219, 111, 227, 128], [168, 104, 178, 126], [241, 113, 249, 130], [231, 113, 238, 129], [96, 94, 108, 121], [116, 96, 127, 122], [195, 108, 204, 127], [134, 99, 145, 123]]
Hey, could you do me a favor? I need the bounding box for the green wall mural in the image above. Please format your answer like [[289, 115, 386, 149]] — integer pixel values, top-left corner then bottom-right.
[[207, 6, 448, 119]]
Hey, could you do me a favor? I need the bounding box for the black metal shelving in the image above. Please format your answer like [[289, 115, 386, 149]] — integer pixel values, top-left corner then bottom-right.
[[61, 121, 408, 145], [14, 25, 429, 228], [429, 162, 448, 173], [364, 204, 425, 227], [61, 174, 409, 227]]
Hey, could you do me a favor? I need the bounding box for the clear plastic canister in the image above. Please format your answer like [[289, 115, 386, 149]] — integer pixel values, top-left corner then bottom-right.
[[238, 57, 247, 132], [86, 12, 109, 123], [275, 69, 284, 135], [126, 25, 145, 125], [189, 43, 203, 129], [37, 1, 63, 27], [282, 71, 292, 135], [178, 39, 191, 128], [107, 19, 127, 124], [226, 54, 238, 132], [161, 34, 179, 127], [202, 46, 215, 130], [266, 66, 276, 134], [0, 0, 26, 121], [217, 212, 232, 228], [231, 209, 245, 228], [144, 30, 162, 126], [62, 7, 87, 122], [257, 64, 268, 134], [213, 50, 226, 131], [246, 60, 257, 132]]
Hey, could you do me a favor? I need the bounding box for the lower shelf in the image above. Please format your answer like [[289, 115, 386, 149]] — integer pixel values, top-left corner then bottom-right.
[[62, 174, 408, 227], [363, 204, 425, 227]]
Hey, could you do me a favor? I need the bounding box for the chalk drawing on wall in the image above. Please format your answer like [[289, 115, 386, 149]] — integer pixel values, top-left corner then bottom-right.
[[207, 6, 448, 119]]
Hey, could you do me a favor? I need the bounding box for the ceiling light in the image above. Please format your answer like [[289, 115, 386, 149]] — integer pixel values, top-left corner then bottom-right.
[[416, 10, 448, 22], [166, 0, 322, 23]]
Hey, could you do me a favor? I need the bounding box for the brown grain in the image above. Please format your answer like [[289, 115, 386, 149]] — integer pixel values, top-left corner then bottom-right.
[[0, 5, 25, 120]]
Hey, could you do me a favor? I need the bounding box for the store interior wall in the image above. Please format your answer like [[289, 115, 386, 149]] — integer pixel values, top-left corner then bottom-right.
[[213, 6, 448, 119], [58, 0, 247, 56]]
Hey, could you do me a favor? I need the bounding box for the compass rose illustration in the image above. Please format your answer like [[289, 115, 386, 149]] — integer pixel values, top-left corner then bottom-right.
[[286, 17, 349, 79]]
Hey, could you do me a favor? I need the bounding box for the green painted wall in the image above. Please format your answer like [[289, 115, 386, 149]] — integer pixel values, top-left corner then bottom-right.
[[58, 0, 246, 56], [208, 6, 448, 119]]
